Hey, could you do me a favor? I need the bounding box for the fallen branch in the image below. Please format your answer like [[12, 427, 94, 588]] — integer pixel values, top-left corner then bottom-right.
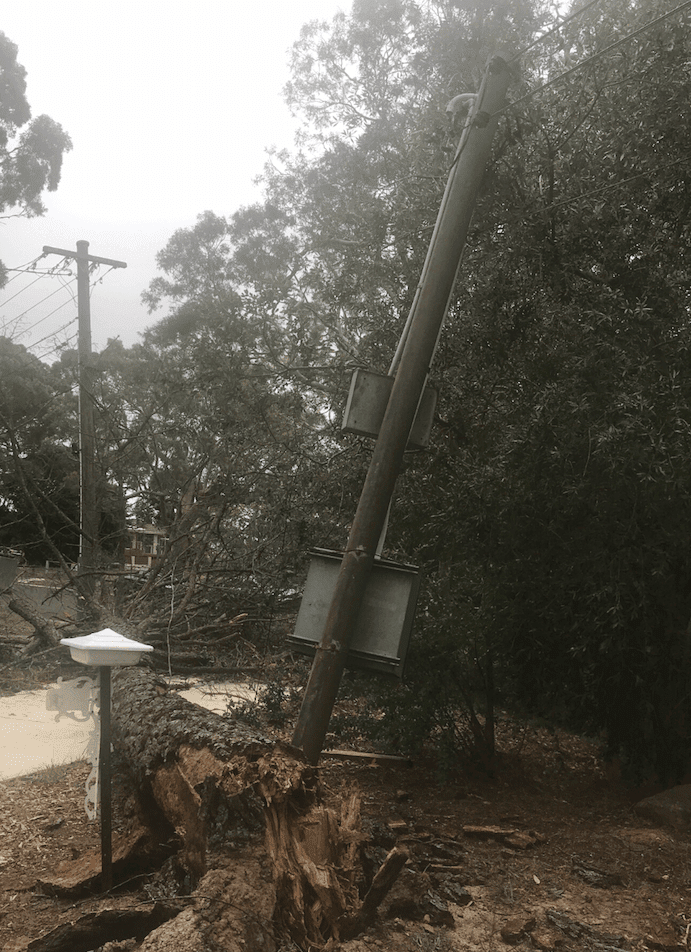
[[339, 846, 409, 939], [4, 587, 62, 656]]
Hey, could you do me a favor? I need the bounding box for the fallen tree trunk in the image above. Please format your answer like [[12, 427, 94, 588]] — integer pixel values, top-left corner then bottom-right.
[[3, 587, 62, 656], [109, 668, 404, 949]]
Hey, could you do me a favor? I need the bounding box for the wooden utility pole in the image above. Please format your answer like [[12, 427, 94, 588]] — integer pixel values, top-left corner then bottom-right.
[[292, 55, 515, 764], [42, 242, 127, 593]]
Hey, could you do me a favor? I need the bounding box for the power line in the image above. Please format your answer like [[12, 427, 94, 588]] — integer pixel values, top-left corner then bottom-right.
[[543, 156, 687, 213], [499, 0, 691, 116], [57, 270, 78, 306], [17, 297, 78, 341], [488, 4, 691, 225], [3, 255, 47, 283], [1, 270, 48, 306], [2, 254, 122, 360], [4, 256, 73, 283], [34, 328, 79, 362], [10, 278, 78, 330], [31, 319, 78, 351], [509, 0, 605, 65], [36, 338, 79, 364]]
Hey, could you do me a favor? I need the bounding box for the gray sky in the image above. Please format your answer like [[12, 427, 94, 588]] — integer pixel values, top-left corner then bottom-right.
[[0, 1, 346, 358]]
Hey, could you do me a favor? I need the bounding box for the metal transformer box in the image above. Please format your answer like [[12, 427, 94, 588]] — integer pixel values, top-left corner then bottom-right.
[[341, 369, 437, 450], [289, 548, 420, 677]]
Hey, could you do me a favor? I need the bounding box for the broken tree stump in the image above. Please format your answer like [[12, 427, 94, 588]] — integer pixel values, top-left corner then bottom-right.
[[108, 668, 404, 949]]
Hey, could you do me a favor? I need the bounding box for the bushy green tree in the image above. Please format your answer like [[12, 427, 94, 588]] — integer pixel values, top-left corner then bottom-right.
[[0, 338, 80, 563]]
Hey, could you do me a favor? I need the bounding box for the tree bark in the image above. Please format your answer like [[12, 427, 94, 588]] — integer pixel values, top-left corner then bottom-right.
[[110, 668, 403, 949]]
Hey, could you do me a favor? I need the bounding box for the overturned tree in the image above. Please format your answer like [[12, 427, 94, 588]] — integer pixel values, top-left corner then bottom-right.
[[108, 667, 406, 950]]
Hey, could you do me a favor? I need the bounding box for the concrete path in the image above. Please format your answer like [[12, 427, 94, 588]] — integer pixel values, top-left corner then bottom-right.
[[0, 678, 257, 781]]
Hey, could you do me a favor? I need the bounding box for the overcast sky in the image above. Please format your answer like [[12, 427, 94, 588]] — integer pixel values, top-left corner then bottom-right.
[[0, 1, 346, 358]]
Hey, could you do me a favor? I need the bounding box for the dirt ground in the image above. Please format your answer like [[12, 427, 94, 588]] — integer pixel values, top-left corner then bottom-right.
[[0, 681, 689, 952]]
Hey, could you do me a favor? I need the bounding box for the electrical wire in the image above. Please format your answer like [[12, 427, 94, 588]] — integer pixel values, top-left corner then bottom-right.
[[2, 255, 47, 283], [508, 0, 605, 65], [1, 258, 74, 321], [11, 279, 77, 332], [5, 256, 73, 279], [34, 329, 78, 363], [542, 155, 687, 213], [1, 270, 48, 306], [4, 265, 76, 340], [57, 269, 78, 307], [15, 297, 77, 342], [36, 337, 79, 363], [2, 256, 122, 370], [31, 319, 78, 351], [487, 4, 691, 228], [499, 0, 691, 116]]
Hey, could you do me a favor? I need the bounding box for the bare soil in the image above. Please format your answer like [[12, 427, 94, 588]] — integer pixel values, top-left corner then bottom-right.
[[0, 691, 689, 952]]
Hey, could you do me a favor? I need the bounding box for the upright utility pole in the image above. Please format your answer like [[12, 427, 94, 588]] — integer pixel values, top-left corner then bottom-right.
[[43, 242, 127, 593], [292, 55, 515, 764]]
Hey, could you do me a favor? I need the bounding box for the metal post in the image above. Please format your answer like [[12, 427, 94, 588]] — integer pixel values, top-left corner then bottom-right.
[[99, 665, 113, 891], [292, 55, 515, 764]]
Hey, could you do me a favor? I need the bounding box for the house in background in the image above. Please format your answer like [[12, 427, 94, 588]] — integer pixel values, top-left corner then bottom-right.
[[124, 525, 168, 571]]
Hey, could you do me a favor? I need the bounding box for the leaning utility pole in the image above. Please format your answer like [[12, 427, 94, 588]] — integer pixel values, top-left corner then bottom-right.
[[292, 55, 515, 764], [42, 242, 127, 594]]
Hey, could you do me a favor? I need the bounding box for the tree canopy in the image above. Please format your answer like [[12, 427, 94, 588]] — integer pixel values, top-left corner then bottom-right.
[[0, 31, 72, 285]]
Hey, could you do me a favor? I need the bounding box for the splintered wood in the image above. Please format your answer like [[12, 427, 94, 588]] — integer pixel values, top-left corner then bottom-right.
[[106, 667, 405, 949]]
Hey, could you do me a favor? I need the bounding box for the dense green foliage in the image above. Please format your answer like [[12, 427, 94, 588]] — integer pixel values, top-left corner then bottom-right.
[[0, 341, 124, 565], [0, 338, 80, 563], [384, 0, 691, 779]]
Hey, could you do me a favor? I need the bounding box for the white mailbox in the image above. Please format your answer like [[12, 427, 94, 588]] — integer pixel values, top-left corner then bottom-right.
[[60, 628, 153, 666]]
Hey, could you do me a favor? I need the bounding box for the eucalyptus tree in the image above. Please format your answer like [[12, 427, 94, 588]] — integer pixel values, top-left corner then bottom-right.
[[111, 209, 359, 630], [0, 31, 71, 285]]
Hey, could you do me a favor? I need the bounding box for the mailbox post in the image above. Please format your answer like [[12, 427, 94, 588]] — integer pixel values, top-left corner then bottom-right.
[[59, 629, 153, 890]]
